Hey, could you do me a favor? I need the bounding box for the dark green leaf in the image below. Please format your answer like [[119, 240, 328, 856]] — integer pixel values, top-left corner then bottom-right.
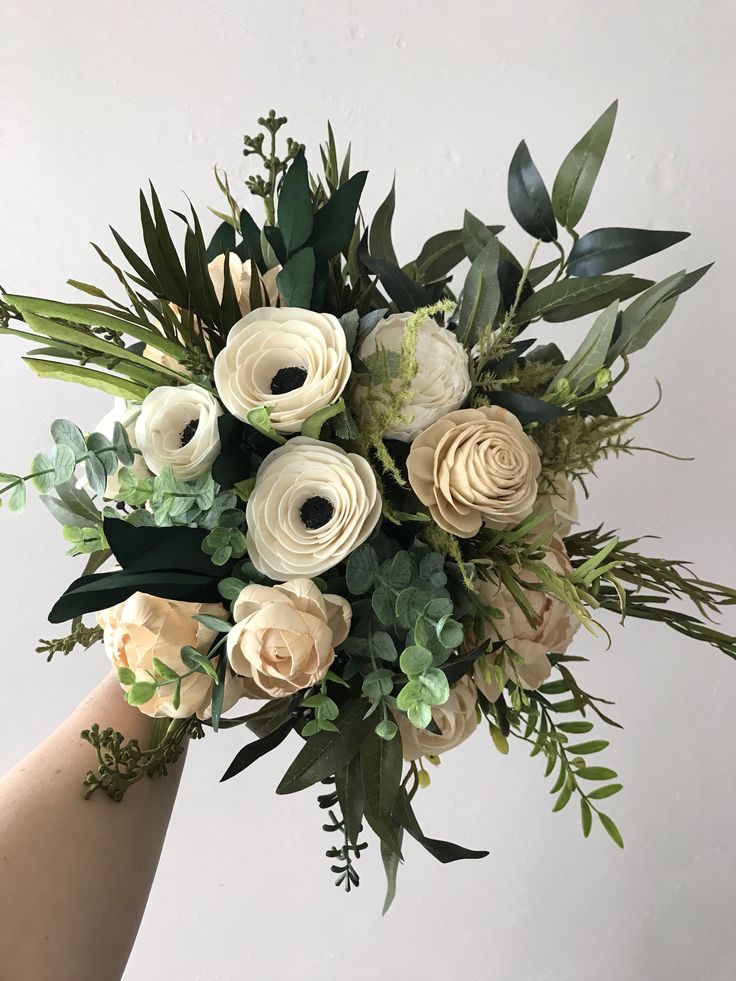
[[206, 221, 236, 262], [381, 836, 402, 915], [276, 247, 316, 307], [552, 101, 618, 229], [517, 274, 645, 323], [277, 150, 314, 254], [567, 227, 689, 277], [345, 544, 379, 594], [309, 171, 367, 259], [458, 238, 501, 347], [370, 177, 398, 265], [580, 797, 593, 837], [489, 390, 566, 425], [276, 699, 374, 794], [239, 208, 265, 271], [220, 721, 293, 782], [335, 754, 366, 847], [361, 728, 403, 818], [393, 790, 489, 863], [508, 140, 557, 242]]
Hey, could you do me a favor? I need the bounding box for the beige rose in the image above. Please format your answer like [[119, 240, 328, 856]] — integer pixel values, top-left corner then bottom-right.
[[535, 474, 578, 539], [207, 254, 280, 314], [407, 405, 541, 537], [227, 579, 351, 698], [98, 593, 243, 719], [473, 535, 580, 700], [396, 675, 478, 761]]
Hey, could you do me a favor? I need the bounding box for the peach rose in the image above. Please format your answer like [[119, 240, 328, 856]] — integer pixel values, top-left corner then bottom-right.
[[98, 593, 243, 719], [227, 579, 352, 698], [396, 675, 478, 761], [473, 535, 580, 699], [407, 405, 541, 537]]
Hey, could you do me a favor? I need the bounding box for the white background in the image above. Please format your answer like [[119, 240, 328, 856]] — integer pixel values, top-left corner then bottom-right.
[[1, 2, 735, 979]]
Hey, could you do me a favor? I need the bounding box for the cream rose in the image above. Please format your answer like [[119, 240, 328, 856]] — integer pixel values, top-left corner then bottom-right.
[[407, 405, 541, 537], [396, 675, 478, 761], [98, 593, 243, 719], [78, 398, 150, 499], [135, 383, 222, 481], [227, 578, 351, 698], [535, 474, 578, 538], [246, 437, 382, 580], [208, 254, 280, 314], [213, 307, 351, 433], [473, 535, 580, 699], [358, 313, 471, 441]]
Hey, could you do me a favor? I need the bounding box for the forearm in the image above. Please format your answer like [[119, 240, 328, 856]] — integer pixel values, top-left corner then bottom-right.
[[0, 672, 185, 981]]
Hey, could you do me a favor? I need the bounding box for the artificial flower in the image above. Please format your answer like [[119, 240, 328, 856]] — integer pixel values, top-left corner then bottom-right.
[[396, 676, 479, 761], [473, 535, 581, 699], [407, 405, 541, 536], [207, 254, 280, 313], [213, 307, 351, 433], [98, 593, 243, 720], [246, 437, 382, 580], [358, 313, 471, 441], [227, 578, 351, 698], [134, 383, 222, 481]]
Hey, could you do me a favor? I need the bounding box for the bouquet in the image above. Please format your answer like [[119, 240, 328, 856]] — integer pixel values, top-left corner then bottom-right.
[[2, 105, 733, 911]]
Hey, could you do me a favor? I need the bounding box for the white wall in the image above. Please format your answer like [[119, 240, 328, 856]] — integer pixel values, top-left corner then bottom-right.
[[1, 2, 735, 978]]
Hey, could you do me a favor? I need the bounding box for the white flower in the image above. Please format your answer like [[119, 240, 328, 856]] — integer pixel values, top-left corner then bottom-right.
[[227, 578, 351, 698], [207, 255, 281, 314], [246, 437, 382, 580], [134, 384, 222, 481], [396, 676, 478, 761], [213, 307, 351, 434], [535, 474, 578, 538], [78, 398, 150, 499], [358, 313, 471, 441]]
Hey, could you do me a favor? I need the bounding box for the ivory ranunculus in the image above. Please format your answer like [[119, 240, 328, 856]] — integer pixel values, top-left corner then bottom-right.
[[98, 593, 243, 719], [135, 384, 222, 481], [473, 535, 580, 699], [396, 676, 478, 761], [213, 307, 351, 433], [227, 579, 351, 698], [78, 398, 150, 499], [246, 437, 382, 580], [407, 405, 541, 537], [535, 474, 578, 538], [358, 313, 471, 441], [208, 255, 280, 314]]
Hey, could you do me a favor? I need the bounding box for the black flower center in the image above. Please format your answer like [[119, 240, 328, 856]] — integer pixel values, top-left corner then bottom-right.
[[299, 495, 334, 530], [270, 365, 308, 396], [180, 418, 199, 446]]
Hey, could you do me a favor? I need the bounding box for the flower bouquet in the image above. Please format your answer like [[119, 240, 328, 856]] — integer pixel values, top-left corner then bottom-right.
[[2, 106, 734, 910]]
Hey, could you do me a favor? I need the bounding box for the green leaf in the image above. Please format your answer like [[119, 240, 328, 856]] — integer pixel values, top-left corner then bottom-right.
[[489, 390, 566, 426], [30, 453, 55, 493], [220, 722, 293, 782], [550, 300, 618, 394], [84, 454, 107, 496], [557, 720, 594, 734], [458, 237, 501, 347], [371, 631, 398, 663], [375, 719, 399, 741], [552, 101, 618, 229], [436, 617, 464, 650], [362, 668, 395, 701], [308, 171, 368, 259], [417, 667, 449, 705], [51, 443, 77, 485], [489, 723, 509, 755], [567, 740, 610, 755], [245, 406, 287, 445], [576, 766, 618, 781], [393, 789, 489, 863], [407, 701, 432, 729], [205, 220, 236, 262], [218, 577, 246, 601], [192, 613, 233, 633], [276, 699, 373, 794], [301, 398, 345, 440], [8, 481, 26, 513], [552, 779, 573, 812], [370, 177, 398, 265], [381, 837, 401, 916], [51, 419, 86, 456], [567, 227, 689, 277], [277, 246, 316, 308], [400, 645, 433, 676], [516, 274, 642, 323], [361, 728, 403, 817], [416, 224, 504, 281], [180, 646, 219, 681], [586, 783, 623, 800], [23, 358, 149, 401], [335, 754, 366, 847], [112, 422, 135, 467], [86, 433, 117, 476], [345, 544, 379, 594], [151, 657, 180, 681], [507, 140, 557, 242], [598, 811, 624, 848], [580, 797, 593, 837], [277, 149, 314, 254], [117, 666, 136, 686], [126, 681, 157, 706]]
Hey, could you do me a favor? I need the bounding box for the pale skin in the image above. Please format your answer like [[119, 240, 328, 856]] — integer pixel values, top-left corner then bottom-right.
[[0, 672, 184, 981]]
